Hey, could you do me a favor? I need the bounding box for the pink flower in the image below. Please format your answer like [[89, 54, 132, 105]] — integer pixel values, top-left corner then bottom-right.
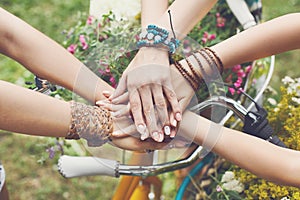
[[109, 76, 117, 88], [105, 67, 111, 73], [201, 37, 208, 44], [216, 13, 226, 28], [245, 65, 253, 74], [229, 87, 235, 95], [237, 69, 246, 78], [86, 15, 94, 25], [79, 35, 88, 50], [67, 44, 77, 54], [232, 65, 241, 73], [201, 32, 216, 44], [216, 185, 223, 192], [234, 77, 243, 88], [208, 33, 216, 41]]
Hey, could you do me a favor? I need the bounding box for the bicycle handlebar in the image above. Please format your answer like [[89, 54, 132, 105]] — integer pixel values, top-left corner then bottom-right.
[[58, 156, 119, 178], [58, 95, 286, 178]]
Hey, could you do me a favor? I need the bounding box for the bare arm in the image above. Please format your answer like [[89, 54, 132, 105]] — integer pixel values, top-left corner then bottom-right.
[[180, 111, 300, 187], [0, 7, 168, 150], [155, 0, 217, 38], [0, 7, 112, 103], [173, 13, 300, 187], [212, 13, 300, 69]]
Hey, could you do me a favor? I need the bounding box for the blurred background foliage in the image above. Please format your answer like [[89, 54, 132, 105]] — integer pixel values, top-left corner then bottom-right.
[[0, 0, 299, 199]]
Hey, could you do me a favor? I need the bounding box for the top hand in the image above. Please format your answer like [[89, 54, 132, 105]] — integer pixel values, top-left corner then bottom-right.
[[110, 47, 182, 142]]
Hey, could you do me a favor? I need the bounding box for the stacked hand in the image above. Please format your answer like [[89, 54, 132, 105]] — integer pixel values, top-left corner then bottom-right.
[[98, 58, 196, 146], [107, 48, 184, 142]]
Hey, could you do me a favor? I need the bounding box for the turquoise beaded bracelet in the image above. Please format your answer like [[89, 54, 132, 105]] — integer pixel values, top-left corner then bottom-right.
[[137, 24, 180, 54]]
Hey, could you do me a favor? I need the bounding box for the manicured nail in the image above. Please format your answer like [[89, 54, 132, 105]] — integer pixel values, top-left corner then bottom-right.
[[137, 124, 146, 135], [152, 131, 159, 142], [95, 100, 104, 106], [141, 132, 149, 140], [171, 119, 177, 127], [175, 113, 182, 121], [96, 100, 109, 106], [102, 90, 111, 97], [158, 132, 164, 142], [164, 126, 171, 135]]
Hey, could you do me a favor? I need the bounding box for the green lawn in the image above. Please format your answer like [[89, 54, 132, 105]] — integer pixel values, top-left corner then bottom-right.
[[0, 0, 300, 199]]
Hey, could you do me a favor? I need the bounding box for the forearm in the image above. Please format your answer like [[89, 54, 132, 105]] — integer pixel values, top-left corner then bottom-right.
[[211, 13, 300, 69], [180, 111, 300, 187], [141, 0, 168, 28], [0, 80, 69, 137], [155, 0, 217, 38], [0, 7, 112, 103]]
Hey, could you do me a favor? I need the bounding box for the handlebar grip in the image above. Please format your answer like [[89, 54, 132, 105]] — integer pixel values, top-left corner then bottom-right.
[[243, 111, 287, 148], [58, 155, 119, 178]]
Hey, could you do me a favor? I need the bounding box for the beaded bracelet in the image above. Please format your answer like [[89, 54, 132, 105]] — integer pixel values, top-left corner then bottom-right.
[[137, 24, 180, 54], [203, 47, 224, 74], [65, 101, 113, 147], [174, 61, 198, 91], [174, 48, 224, 90]]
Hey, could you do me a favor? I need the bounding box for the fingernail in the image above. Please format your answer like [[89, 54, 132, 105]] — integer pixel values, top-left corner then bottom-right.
[[171, 119, 177, 127], [96, 100, 105, 106], [175, 113, 182, 121], [141, 132, 148, 140], [158, 132, 164, 142], [152, 131, 159, 142], [102, 90, 111, 96], [137, 124, 146, 134], [164, 126, 171, 135]]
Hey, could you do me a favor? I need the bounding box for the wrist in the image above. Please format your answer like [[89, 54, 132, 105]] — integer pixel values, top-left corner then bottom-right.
[[137, 47, 170, 64]]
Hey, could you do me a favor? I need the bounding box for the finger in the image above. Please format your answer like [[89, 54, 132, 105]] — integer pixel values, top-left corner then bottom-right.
[[95, 100, 114, 111], [111, 104, 130, 117], [151, 84, 170, 135], [111, 92, 129, 104], [96, 100, 126, 111], [102, 90, 113, 99], [139, 85, 162, 142], [129, 88, 147, 138], [169, 113, 177, 138], [109, 74, 127, 100], [163, 82, 182, 122]]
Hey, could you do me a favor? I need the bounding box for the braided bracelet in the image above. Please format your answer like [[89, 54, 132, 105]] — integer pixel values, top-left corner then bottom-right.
[[65, 101, 113, 147]]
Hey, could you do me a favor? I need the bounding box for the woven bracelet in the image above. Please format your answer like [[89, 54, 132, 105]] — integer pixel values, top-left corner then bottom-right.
[[65, 101, 113, 147]]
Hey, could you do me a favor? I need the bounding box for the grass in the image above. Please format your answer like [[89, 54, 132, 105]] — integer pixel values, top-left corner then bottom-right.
[[0, 0, 299, 199]]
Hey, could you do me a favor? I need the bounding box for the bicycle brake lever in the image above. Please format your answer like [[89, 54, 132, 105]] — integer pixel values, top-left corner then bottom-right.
[[243, 106, 286, 148]]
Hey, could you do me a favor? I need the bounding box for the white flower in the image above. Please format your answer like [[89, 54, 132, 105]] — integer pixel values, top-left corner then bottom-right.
[[267, 98, 277, 106], [221, 171, 244, 193], [281, 197, 290, 200], [282, 76, 295, 85], [222, 179, 244, 193], [221, 171, 235, 183], [292, 97, 300, 104]]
